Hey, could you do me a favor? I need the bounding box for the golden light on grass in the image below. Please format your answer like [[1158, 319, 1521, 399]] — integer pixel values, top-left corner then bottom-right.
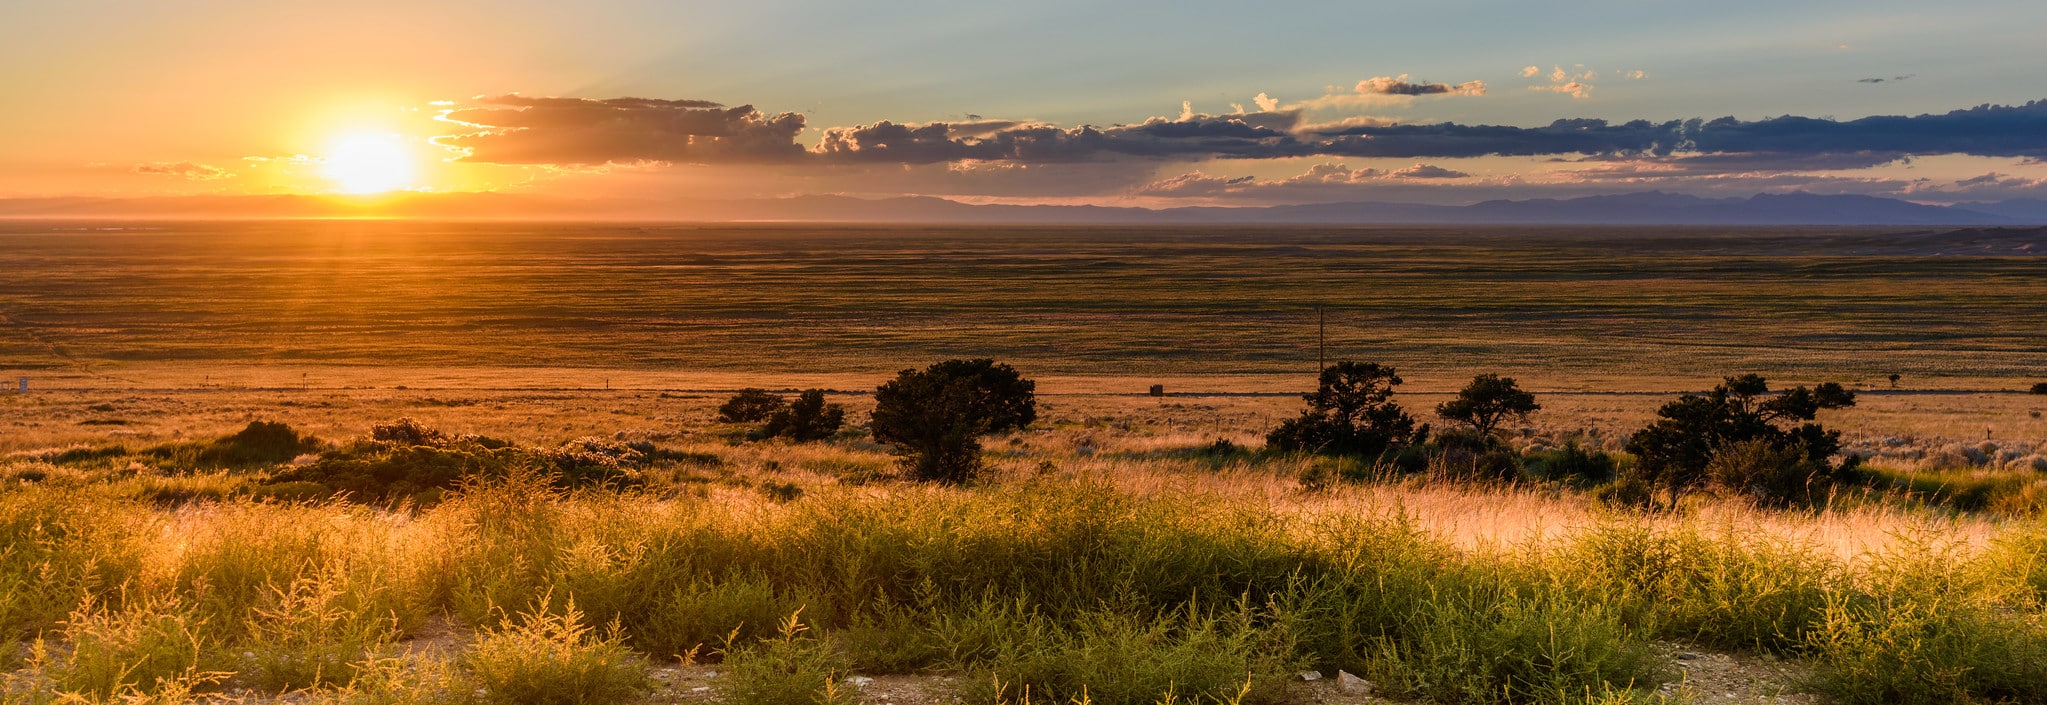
[[319, 132, 419, 194]]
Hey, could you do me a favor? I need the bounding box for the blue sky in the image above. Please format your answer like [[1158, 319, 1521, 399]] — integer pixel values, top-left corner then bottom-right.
[[4, 0, 2044, 205]]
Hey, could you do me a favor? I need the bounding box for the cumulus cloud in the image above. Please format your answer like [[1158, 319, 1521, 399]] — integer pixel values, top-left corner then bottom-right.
[[1391, 164, 1470, 179], [132, 161, 233, 180], [436, 95, 807, 165], [1524, 65, 1599, 98]]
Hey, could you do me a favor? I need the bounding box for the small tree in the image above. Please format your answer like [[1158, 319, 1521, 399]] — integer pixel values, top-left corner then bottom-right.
[[1267, 361, 1427, 458], [1623, 374, 1856, 508], [2029, 382, 2047, 395], [1437, 374, 1541, 441], [761, 389, 846, 442], [870, 359, 1037, 483], [718, 388, 786, 423]]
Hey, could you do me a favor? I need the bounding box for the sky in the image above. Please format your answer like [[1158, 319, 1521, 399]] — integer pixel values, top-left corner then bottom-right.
[[5, 0, 2047, 209]]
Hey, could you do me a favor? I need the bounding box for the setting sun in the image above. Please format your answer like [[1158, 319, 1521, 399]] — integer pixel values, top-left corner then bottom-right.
[[320, 133, 417, 194]]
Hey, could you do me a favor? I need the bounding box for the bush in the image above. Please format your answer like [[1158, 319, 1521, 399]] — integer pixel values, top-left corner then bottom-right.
[[2030, 382, 2047, 395], [1267, 361, 1427, 458], [719, 389, 788, 424], [1706, 439, 1840, 508], [718, 609, 855, 705], [40, 596, 223, 702], [761, 390, 845, 442], [462, 598, 650, 705], [266, 423, 643, 502], [1436, 374, 1540, 441], [964, 608, 1295, 705], [870, 359, 1037, 483], [137, 421, 323, 471], [1624, 374, 1855, 507], [1526, 442, 1619, 485], [370, 417, 448, 446]]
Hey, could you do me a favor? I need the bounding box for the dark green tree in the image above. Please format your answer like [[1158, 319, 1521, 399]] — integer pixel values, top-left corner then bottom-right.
[[1436, 374, 1541, 440], [1267, 361, 1427, 457], [761, 389, 846, 442], [870, 359, 1037, 483], [1623, 374, 1856, 507], [717, 388, 786, 423]]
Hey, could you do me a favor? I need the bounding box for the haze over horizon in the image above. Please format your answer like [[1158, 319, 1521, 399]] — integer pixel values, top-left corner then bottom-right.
[[8, 0, 2047, 216]]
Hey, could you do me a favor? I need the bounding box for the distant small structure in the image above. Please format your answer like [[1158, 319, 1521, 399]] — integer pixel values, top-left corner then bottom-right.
[[17, 377, 26, 393], [1149, 384, 1165, 397]]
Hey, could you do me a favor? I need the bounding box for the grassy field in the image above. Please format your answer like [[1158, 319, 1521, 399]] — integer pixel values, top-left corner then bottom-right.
[[3, 221, 2046, 704], [3, 222, 2043, 387], [3, 387, 2047, 704]]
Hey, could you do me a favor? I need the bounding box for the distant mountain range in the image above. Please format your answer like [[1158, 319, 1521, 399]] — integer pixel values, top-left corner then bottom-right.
[[2, 191, 2042, 225]]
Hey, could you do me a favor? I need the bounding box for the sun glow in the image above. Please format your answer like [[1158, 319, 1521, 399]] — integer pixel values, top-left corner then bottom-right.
[[320, 133, 418, 194]]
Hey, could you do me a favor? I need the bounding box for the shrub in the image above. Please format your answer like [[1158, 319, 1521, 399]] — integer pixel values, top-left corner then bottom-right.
[[718, 609, 856, 705], [963, 607, 1295, 705], [761, 390, 845, 442], [241, 576, 404, 691], [140, 421, 323, 471], [870, 359, 1037, 484], [630, 576, 807, 660], [370, 417, 449, 446], [1267, 361, 1427, 458], [1526, 442, 1619, 485], [1436, 374, 1541, 441], [266, 425, 642, 502], [41, 595, 224, 702], [2030, 382, 2047, 395], [719, 389, 789, 424], [462, 598, 651, 705], [1624, 374, 1855, 507], [1706, 439, 1839, 508]]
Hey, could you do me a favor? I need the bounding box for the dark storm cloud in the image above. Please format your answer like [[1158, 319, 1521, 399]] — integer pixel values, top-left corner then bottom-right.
[[441, 95, 2047, 167], [1303, 100, 2047, 159], [437, 95, 807, 165], [815, 113, 1307, 163]]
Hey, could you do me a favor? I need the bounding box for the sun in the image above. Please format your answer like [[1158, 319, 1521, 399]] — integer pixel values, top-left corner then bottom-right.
[[320, 133, 418, 194]]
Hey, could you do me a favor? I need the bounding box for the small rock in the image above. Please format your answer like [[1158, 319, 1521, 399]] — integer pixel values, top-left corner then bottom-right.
[[1336, 671, 1374, 696], [1299, 671, 1323, 681], [693, 686, 711, 693], [846, 676, 875, 687], [1677, 652, 1702, 660]]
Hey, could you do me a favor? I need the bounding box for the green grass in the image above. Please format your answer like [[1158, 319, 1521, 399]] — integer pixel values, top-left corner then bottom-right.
[[1, 459, 2042, 704]]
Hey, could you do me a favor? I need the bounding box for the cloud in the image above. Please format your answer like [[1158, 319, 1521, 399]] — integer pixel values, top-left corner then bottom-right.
[[1354, 76, 1487, 97], [438, 94, 2047, 170], [1531, 82, 1593, 99], [1857, 74, 1915, 84], [1302, 101, 2047, 159], [437, 95, 807, 165], [132, 161, 233, 180], [1391, 164, 1470, 179], [1567, 151, 1907, 179], [1527, 65, 1598, 98]]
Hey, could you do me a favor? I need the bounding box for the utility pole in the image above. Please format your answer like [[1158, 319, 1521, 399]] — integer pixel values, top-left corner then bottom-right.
[[1316, 305, 1326, 373]]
